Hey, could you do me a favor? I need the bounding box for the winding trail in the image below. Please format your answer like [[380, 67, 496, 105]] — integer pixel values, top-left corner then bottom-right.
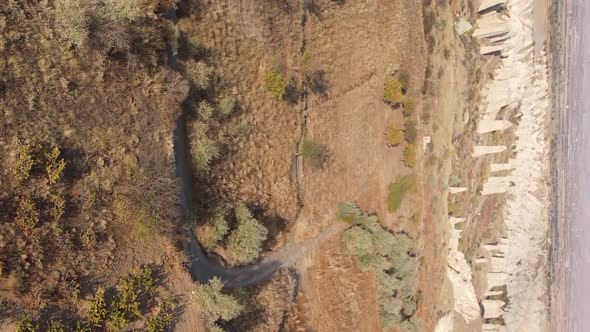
[[168, 5, 347, 289]]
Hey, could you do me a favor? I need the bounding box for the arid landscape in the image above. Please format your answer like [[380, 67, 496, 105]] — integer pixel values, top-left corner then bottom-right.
[[0, 0, 558, 331]]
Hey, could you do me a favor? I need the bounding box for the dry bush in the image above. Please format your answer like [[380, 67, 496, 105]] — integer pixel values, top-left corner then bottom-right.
[[264, 69, 289, 99], [387, 176, 416, 212], [386, 125, 404, 147], [187, 60, 213, 90], [404, 120, 417, 144], [218, 96, 236, 116], [402, 99, 416, 117], [384, 79, 404, 105], [403, 144, 417, 168], [195, 277, 244, 328], [54, 0, 89, 47], [301, 140, 330, 170]]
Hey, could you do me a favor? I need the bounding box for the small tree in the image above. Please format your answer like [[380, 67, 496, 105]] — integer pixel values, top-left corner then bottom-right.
[[16, 314, 38, 332], [218, 96, 236, 116], [195, 277, 244, 323], [198, 207, 230, 251], [47, 320, 65, 332], [15, 197, 39, 231], [45, 146, 66, 184], [13, 143, 33, 184], [226, 203, 268, 265], [385, 125, 404, 147], [147, 301, 175, 332], [88, 287, 108, 328], [384, 79, 403, 104], [264, 69, 289, 99], [187, 61, 213, 90], [403, 144, 417, 168]]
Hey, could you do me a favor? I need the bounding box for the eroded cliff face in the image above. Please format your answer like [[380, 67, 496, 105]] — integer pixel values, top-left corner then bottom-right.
[[441, 0, 552, 330]]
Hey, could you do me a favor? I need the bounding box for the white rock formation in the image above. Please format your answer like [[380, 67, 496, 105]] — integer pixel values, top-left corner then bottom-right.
[[480, 44, 505, 56], [473, 13, 510, 39], [487, 272, 509, 289], [482, 299, 506, 319], [455, 18, 473, 36], [477, 119, 513, 133], [472, 145, 507, 157], [447, 250, 480, 323], [485, 290, 505, 297], [483, 323, 508, 332], [482, 181, 508, 195], [478, 0, 507, 13], [491, 162, 513, 172], [490, 256, 507, 273], [450, 217, 465, 226], [449, 186, 467, 194], [434, 313, 454, 332], [474, 0, 551, 329], [475, 257, 489, 264]]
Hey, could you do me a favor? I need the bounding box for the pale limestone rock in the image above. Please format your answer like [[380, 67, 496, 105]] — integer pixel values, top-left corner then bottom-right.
[[485, 290, 504, 297], [482, 181, 508, 195], [480, 44, 505, 56], [473, 13, 510, 39], [482, 299, 505, 319], [450, 217, 466, 226], [490, 256, 507, 273], [491, 163, 513, 172], [449, 186, 468, 194], [434, 313, 454, 332], [478, 0, 507, 13], [477, 119, 513, 133], [487, 272, 509, 289], [455, 18, 473, 36], [475, 257, 489, 264], [472, 145, 507, 157], [447, 250, 480, 323]]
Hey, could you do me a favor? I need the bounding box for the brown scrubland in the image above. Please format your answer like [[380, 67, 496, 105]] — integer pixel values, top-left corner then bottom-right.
[[0, 0, 477, 331]]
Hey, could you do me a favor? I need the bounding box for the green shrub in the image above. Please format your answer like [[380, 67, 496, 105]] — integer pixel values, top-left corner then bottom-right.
[[48, 194, 66, 222], [195, 100, 214, 121], [402, 99, 416, 117], [147, 301, 175, 332], [109, 267, 154, 330], [404, 120, 417, 144], [387, 176, 415, 212], [15, 197, 39, 231], [337, 202, 378, 225], [341, 218, 419, 330], [189, 121, 220, 173], [301, 140, 330, 170], [47, 320, 65, 332], [195, 277, 244, 323], [187, 61, 213, 90], [226, 203, 268, 265], [14, 143, 33, 184], [17, 314, 38, 332], [264, 69, 289, 99], [46, 146, 66, 184], [403, 144, 417, 168], [384, 79, 403, 104], [88, 287, 108, 328], [198, 207, 230, 251], [218, 96, 236, 116], [385, 125, 404, 147]]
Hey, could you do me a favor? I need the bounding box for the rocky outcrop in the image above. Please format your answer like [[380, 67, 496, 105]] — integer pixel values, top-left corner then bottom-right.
[[472, 145, 507, 157], [472, 0, 551, 329]]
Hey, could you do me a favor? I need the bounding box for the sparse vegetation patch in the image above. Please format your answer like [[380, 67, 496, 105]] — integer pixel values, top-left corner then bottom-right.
[[340, 207, 421, 331], [387, 176, 416, 212]]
